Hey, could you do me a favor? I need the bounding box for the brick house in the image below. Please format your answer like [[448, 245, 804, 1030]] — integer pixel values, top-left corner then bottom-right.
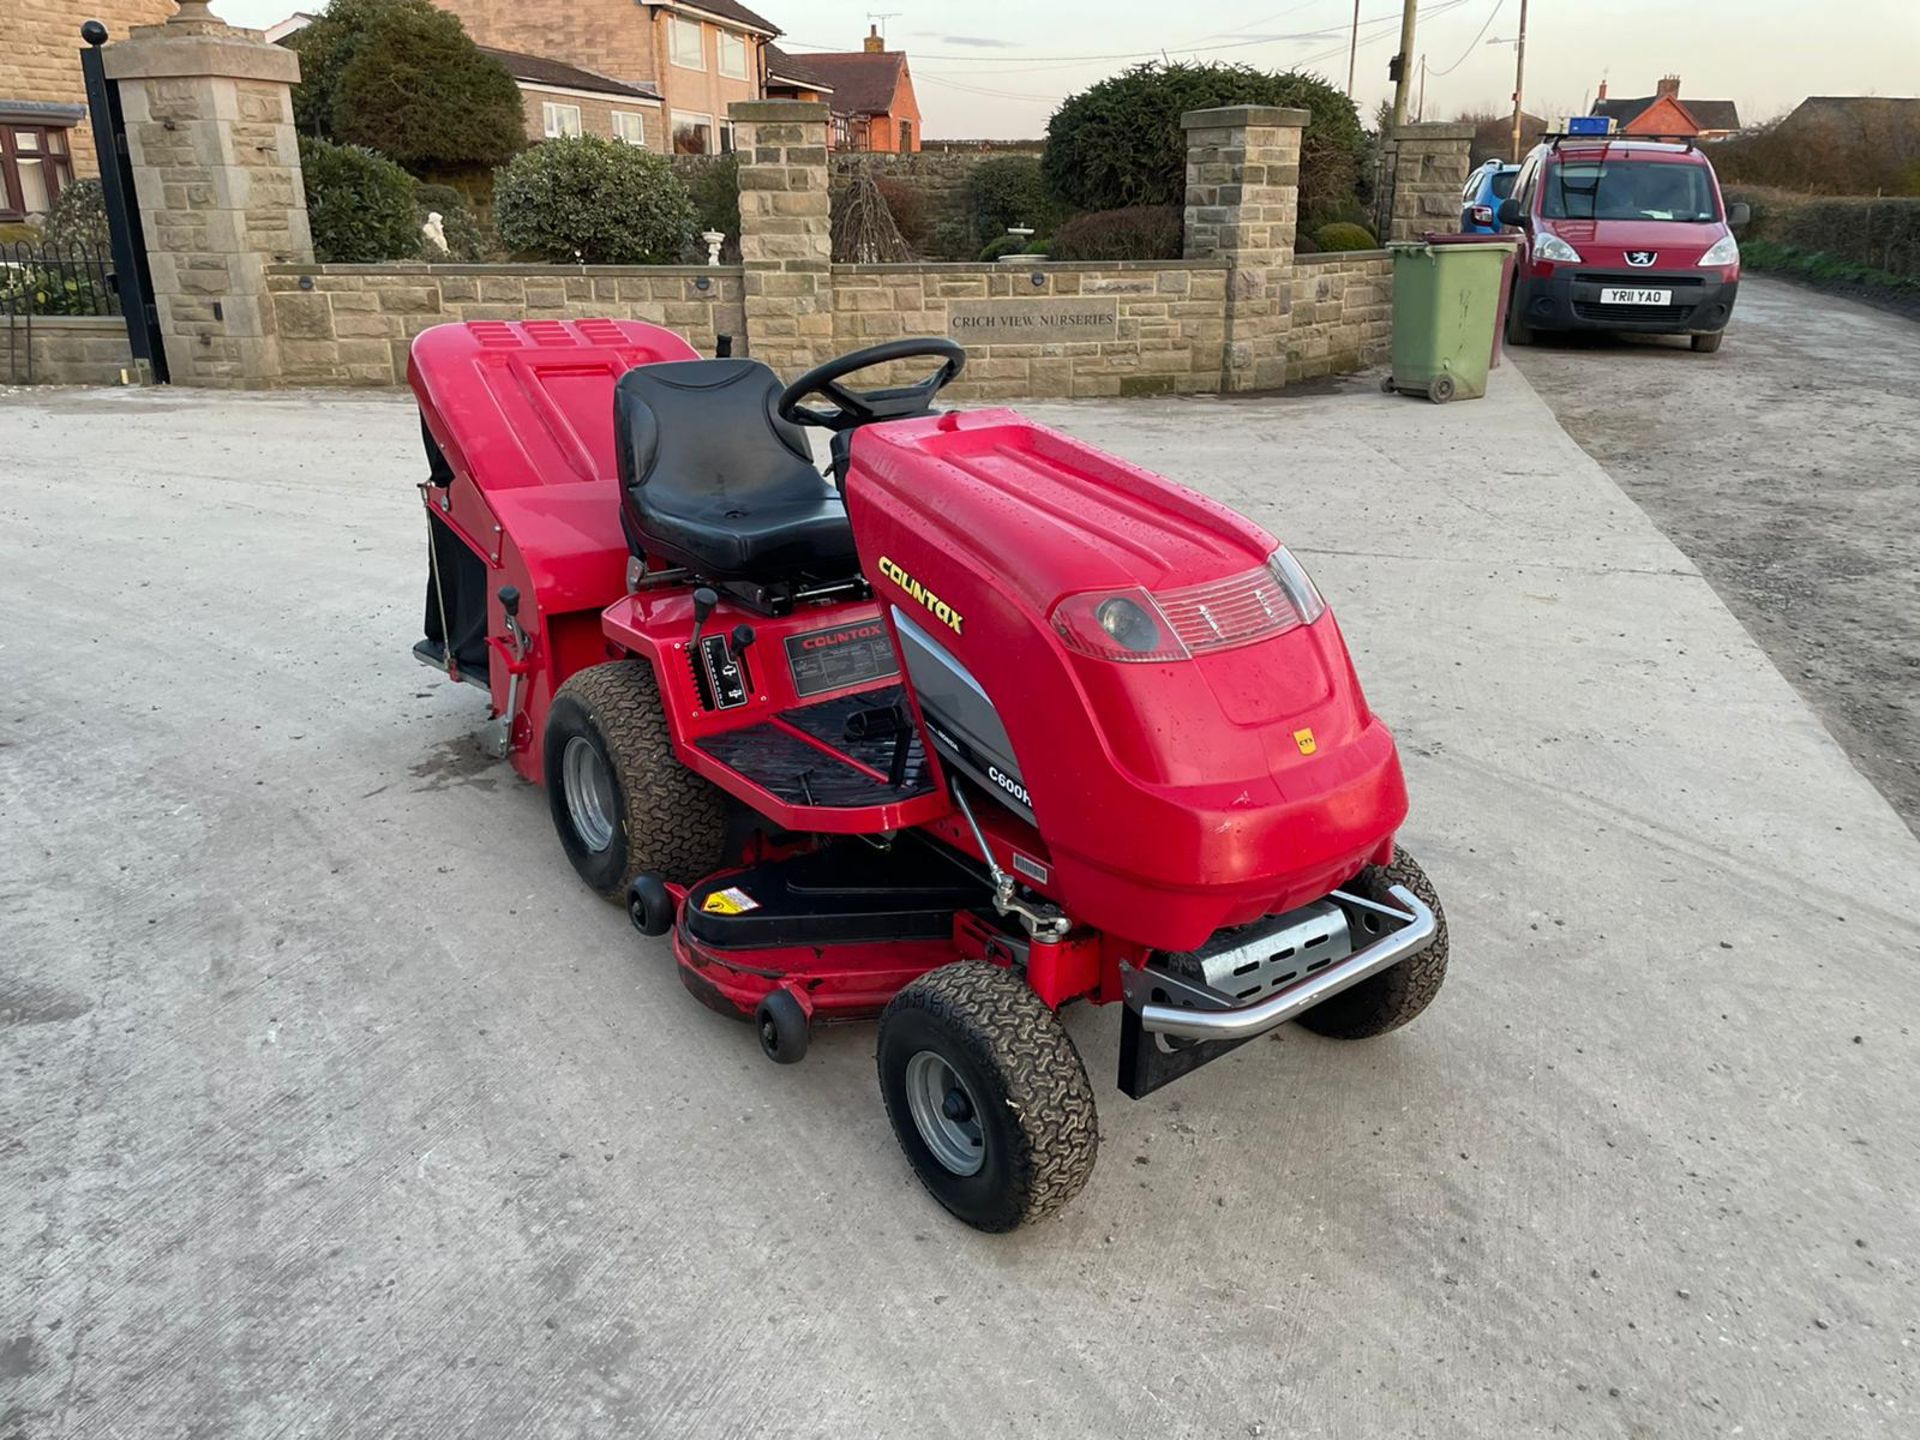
[[1592, 76, 1741, 142], [480, 47, 665, 149], [431, 0, 780, 153], [767, 27, 922, 152], [0, 0, 177, 221]]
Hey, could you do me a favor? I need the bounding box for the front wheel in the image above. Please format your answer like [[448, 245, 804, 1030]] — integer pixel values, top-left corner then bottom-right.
[[1691, 331, 1725, 354], [544, 660, 727, 899], [1504, 285, 1534, 347], [877, 962, 1098, 1232], [1298, 848, 1450, 1039]]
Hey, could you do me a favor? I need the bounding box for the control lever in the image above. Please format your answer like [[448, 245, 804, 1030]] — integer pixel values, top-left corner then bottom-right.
[[730, 623, 756, 689], [689, 586, 719, 647], [482, 584, 531, 761]]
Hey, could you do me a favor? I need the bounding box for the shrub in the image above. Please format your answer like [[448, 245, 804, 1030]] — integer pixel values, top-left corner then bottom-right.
[[331, 4, 524, 171], [42, 180, 110, 250], [1292, 230, 1320, 255], [0, 222, 42, 246], [875, 177, 930, 252], [299, 134, 422, 263], [1712, 105, 1920, 197], [292, 0, 522, 172], [1313, 221, 1378, 252], [1044, 62, 1367, 225], [1045, 206, 1183, 261], [683, 155, 741, 260], [415, 183, 493, 262], [0, 262, 106, 315], [965, 156, 1054, 248], [494, 136, 696, 264]]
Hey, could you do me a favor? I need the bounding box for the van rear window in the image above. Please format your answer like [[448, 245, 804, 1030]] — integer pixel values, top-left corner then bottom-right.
[[1542, 161, 1717, 222]]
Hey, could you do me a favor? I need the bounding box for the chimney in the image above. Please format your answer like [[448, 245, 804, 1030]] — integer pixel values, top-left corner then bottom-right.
[[1656, 74, 1680, 99], [1596, 78, 1608, 102], [864, 23, 884, 53]]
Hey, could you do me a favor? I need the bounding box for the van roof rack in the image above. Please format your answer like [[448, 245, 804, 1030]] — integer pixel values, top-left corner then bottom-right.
[[1547, 131, 1697, 153]]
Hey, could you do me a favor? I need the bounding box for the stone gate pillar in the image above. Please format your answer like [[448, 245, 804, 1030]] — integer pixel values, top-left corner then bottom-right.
[[103, 1, 310, 388], [1386, 122, 1476, 242], [1181, 105, 1308, 393], [731, 100, 834, 381]]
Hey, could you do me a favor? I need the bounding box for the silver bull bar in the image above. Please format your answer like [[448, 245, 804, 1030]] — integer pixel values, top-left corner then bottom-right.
[[1122, 884, 1437, 1043]]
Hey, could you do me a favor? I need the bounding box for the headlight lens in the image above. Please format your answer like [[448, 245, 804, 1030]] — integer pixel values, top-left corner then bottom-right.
[[1536, 233, 1582, 263], [1700, 233, 1740, 267]]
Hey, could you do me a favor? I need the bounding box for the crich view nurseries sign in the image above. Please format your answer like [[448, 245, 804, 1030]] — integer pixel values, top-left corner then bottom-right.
[[947, 298, 1120, 337]]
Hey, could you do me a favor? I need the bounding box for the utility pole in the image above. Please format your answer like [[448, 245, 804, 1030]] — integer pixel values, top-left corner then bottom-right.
[[1390, 0, 1419, 132], [1347, 0, 1361, 97], [1508, 0, 1530, 162], [1418, 55, 1427, 122]]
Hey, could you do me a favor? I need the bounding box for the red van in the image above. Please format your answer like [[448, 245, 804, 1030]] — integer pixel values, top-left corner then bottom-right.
[[1498, 137, 1749, 353]]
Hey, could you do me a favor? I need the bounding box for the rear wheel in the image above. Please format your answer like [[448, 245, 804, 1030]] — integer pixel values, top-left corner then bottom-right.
[[1691, 331, 1724, 353], [1298, 848, 1449, 1039], [544, 660, 727, 900], [878, 962, 1097, 1232]]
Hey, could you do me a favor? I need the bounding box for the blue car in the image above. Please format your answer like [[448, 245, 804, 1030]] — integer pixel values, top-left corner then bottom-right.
[[1459, 160, 1520, 233]]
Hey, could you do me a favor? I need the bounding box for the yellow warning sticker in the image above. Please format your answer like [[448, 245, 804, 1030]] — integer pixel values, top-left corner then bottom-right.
[[701, 886, 760, 916], [1293, 728, 1318, 756]]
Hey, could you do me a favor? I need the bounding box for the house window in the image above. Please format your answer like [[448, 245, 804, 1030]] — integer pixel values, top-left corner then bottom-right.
[[898, 119, 913, 152], [719, 120, 736, 154], [612, 111, 647, 147], [718, 31, 748, 79], [0, 125, 75, 222], [542, 102, 582, 139], [672, 112, 714, 154], [670, 16, 704, 70], [832, 114, 852, 149]]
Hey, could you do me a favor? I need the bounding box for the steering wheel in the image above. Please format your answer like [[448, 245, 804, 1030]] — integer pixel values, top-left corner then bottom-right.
[[777, 338, 967, 433]]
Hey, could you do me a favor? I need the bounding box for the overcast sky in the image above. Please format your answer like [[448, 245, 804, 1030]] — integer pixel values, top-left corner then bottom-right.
[[209, 0, 1919, 139]]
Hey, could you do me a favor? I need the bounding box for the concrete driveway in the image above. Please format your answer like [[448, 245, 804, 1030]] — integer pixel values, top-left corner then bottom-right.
[[1517, 275, 1920, 836], [3, 368, 1917, 1439]]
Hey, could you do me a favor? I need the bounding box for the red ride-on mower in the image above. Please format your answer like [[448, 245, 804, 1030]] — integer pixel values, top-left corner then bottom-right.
[[409, 319, 1448, 1232]]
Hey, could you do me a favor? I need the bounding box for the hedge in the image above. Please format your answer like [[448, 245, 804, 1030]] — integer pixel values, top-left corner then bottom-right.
[[1774, 198, 1920, 280]]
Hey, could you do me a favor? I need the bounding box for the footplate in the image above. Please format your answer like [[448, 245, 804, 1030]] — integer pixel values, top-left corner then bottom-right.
[[1117, 884, 1436, 1099]]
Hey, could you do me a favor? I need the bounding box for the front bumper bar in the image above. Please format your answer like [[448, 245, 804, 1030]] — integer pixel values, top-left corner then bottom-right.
[[1116, 884, 1436, 1097]]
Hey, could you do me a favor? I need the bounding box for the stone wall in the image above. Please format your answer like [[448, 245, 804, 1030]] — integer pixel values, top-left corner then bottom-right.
[[105, 13, 310, 388], [264, 264, 745, 385], [833, 262, 1230, 401], [1386, 122, 1476, 243], [0, 314, 136, 385], [1286, 251, 1392, 382]]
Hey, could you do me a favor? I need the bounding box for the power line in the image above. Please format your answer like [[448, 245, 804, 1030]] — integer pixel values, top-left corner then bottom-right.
[[783, 1, 1472, 67], [1427, 0, 1503, 77]]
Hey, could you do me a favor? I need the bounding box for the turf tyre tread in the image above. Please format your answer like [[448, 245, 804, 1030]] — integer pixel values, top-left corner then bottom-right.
[[878, 962, 1097, 1232], [1297, 848, 1449, 1039], [546, 660, 727, 898]]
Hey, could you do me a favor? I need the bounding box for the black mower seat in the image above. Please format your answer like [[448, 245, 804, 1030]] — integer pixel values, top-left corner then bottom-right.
[[615, 358, 859, 584]]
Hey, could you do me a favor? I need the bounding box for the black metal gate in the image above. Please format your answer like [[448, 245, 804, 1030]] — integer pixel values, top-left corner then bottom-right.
[[79, 21, 168, 383]]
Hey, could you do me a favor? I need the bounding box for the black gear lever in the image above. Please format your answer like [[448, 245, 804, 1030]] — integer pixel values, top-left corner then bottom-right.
[[689, 586, 719, 646]]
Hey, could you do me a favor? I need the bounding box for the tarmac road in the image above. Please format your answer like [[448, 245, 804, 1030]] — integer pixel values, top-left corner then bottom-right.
[[1516, 274, 1920, 837], [3, 367, 1917, 1438]]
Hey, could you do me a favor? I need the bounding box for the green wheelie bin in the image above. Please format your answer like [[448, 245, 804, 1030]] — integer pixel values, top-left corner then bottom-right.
[[1381, 239, 1510, 403]]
